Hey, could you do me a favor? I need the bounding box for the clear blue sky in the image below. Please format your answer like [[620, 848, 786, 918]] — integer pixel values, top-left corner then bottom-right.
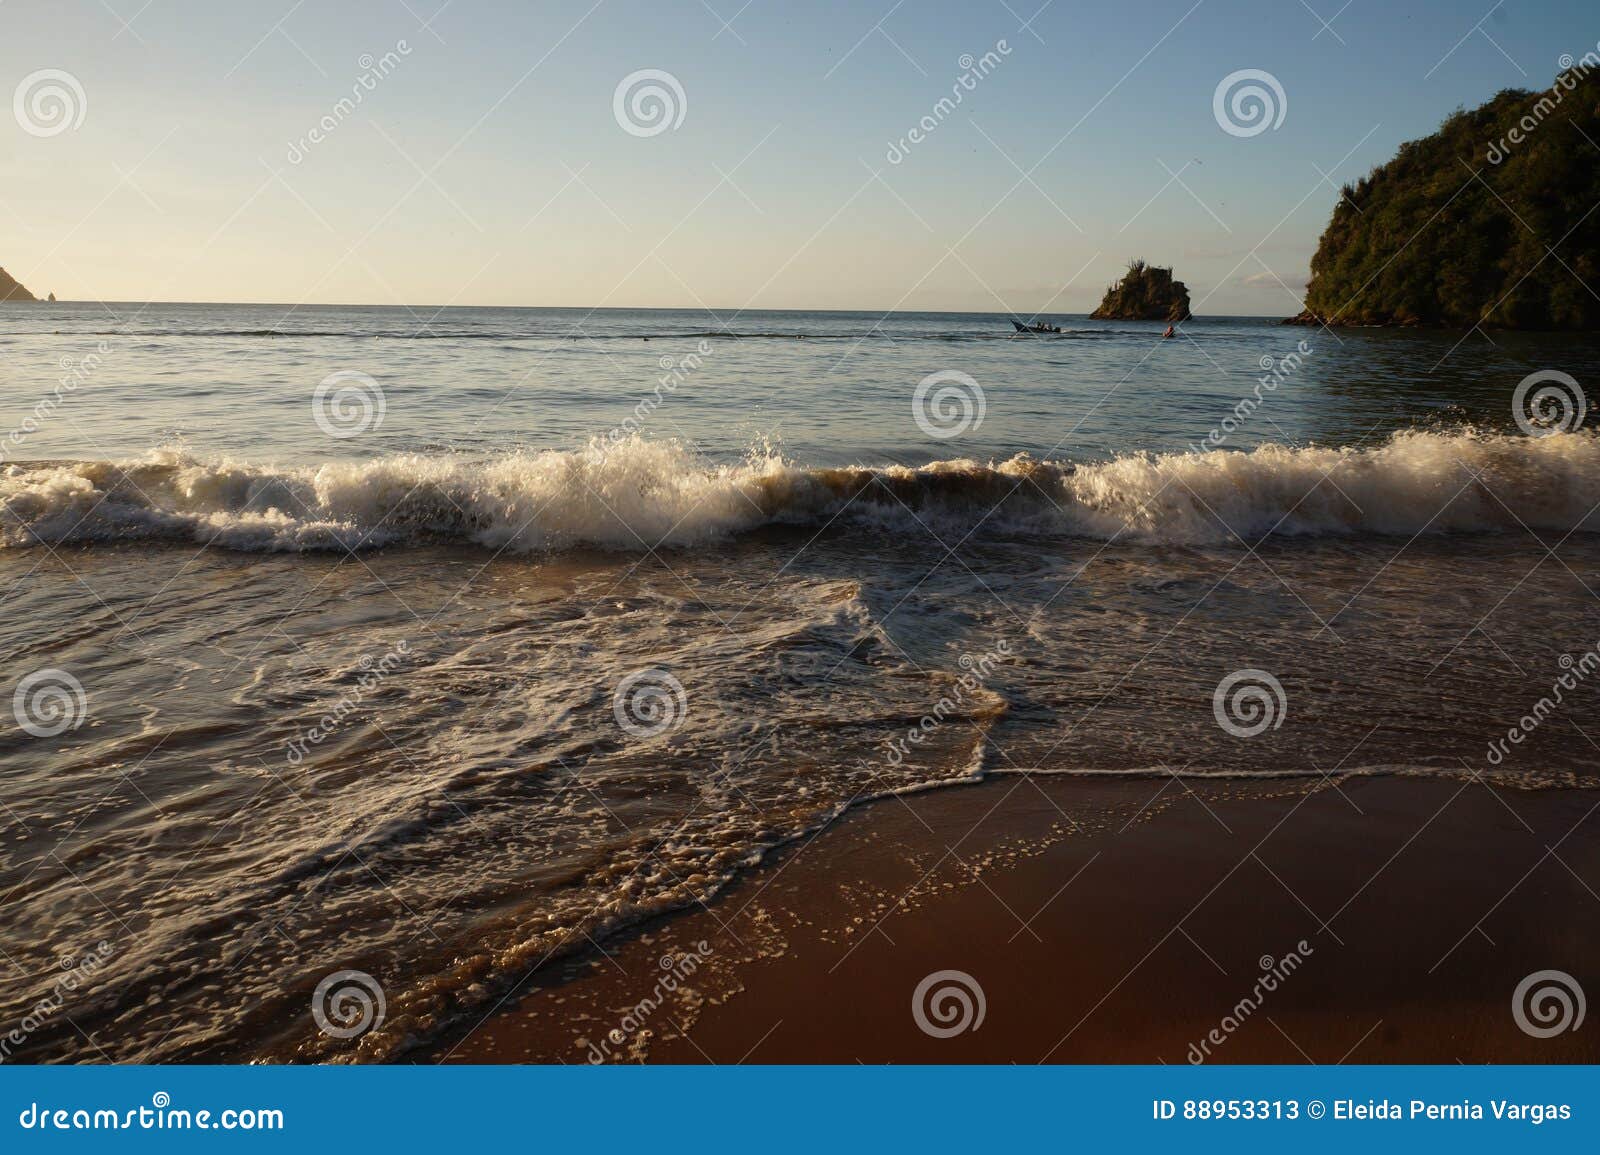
[[0, 0, 1592, 312]]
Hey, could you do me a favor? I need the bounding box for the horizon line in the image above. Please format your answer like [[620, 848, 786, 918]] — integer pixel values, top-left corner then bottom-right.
[[1, 299, 1291, 319]]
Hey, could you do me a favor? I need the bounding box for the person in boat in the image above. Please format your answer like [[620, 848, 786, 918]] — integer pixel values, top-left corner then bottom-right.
[[1162, 324, 1174, 339]]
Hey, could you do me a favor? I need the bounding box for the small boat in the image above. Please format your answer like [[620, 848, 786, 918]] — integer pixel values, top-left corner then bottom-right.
[[1011, 320, 1061, 334]]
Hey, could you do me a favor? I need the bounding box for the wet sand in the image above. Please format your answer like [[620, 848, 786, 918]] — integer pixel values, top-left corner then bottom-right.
[[433, 774, 1600, 1064]]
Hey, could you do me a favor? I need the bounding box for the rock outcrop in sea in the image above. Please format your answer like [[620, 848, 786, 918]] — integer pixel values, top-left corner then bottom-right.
[[1090, 260, 1192, 321]]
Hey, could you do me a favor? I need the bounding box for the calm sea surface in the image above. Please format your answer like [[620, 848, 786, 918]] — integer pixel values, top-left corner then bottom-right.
[[4, 302, 1600, 1062], [6, 301, 1600, 463]]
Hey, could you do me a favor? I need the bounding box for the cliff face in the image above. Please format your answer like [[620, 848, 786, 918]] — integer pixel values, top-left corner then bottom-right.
[[0, 267, 37, 302], [1090, 260, 1192, 321], [1290, 69, 1600, 328]]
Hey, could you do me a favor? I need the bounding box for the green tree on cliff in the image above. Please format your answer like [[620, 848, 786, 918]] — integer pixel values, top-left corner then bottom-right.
[[1297, 67, 1600, 328]]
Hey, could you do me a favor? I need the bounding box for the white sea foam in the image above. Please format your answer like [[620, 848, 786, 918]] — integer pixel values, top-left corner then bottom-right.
[[3, 429, 1597, 551]]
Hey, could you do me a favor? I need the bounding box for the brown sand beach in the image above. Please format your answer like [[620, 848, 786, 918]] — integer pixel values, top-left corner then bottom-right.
[[434, 774, 1600, 1064]]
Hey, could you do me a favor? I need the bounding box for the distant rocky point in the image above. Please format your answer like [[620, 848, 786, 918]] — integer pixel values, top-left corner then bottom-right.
[[1090, 260, 1192, 321], [0, 266, 37, 302]]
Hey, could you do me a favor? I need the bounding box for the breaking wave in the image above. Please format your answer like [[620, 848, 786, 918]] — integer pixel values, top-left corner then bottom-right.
[[4, 428, 1598, 552]]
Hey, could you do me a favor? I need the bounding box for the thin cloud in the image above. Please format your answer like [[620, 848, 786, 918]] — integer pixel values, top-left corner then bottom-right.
[[1241, 270, 1307, 289]]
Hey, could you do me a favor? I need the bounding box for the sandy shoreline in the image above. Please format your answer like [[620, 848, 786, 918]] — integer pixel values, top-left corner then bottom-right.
[[431, 773, 1600, 1064]]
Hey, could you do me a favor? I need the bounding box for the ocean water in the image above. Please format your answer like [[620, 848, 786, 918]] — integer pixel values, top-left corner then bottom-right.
[[4, 302, 1600, 1062]]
